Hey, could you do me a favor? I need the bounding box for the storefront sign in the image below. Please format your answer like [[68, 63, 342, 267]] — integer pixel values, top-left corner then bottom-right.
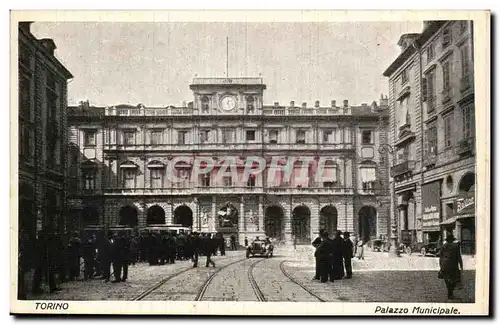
[[455, 195, 475, 215], [422, 182, 441, 229]]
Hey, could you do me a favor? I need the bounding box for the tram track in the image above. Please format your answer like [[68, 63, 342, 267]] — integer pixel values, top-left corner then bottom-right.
[[279, 260, 326, 302], [247, 258, 268, 302]]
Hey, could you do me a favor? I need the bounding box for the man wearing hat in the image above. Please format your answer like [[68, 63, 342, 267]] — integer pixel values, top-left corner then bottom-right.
[[342, 231, 354, 279], [311, 229, 325, 280], [438, 232, 463, 299]]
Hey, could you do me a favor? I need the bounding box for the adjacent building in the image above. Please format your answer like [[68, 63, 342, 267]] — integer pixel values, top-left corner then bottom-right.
[[18, 22, 73, 240], [67, 78, 390, 245], [383, 20, 475, 254]]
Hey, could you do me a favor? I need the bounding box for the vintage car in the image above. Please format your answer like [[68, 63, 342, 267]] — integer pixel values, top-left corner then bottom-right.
[[246, 238, 274, 258], [369, 239, 388, 252], [419, 241, 441, 256]]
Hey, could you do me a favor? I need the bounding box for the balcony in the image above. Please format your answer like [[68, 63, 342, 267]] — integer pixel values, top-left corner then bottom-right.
[[265, 186, 354, 195], [191, 77, 264, 85], [390, 160, 416, 177], [457, 137, 475, 156], [262, 107, 351, 116]]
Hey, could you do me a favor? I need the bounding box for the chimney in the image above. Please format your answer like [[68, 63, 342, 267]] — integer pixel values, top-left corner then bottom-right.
[[39, 38, 57, 55], [290, 101, 295, 108], [302, 102, 307, 109], [343, 100, 349, 108], [19, 22, 33, 33], [331, 100, 336, 108], [315, 100, 320, 108], [274, 102, 279, 107]]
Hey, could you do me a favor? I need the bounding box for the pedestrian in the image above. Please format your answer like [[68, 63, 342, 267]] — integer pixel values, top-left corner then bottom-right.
[[67, 232, 82, 281], [342, 231, 354, 279], [357, 239, 365, 260], [168, 234, 177, 264], [331, 230, 345, 280], [82, 235, 96, 281], [438, 232, 463, 300], [129, 236, 138, 266], [244, 236, 248, 247], [32, 232, 61, 294], [311, 230, 325, 280], [99, 231, 113, 282], [230, 234, 237, 251], [159, 233, 168, 265], [218, 233, 226, 256], [191, 232, 200, 268], [203, 234, 216, 267], [177, 231, 186, 260], [316, 231, 334, 283], [148, 232, 158, 265]]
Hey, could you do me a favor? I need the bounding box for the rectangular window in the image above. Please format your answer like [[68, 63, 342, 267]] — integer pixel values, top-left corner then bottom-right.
[[442, 60, 451, 91], [123, 131, 135, 145], [296, 130, 306, 144], [427, 43, 435, 62], [223, 176, 232, 187], [150, 130, 163, 145], [462, 105, 475, 139], [84, 131, 96, 147], [150, 169, 163, 188], [425, 125, 437, 156], [461, 44, 470, 77], [83, 169, 96, 190], [444, 114, 453, 148], [425, 71, 436, 112], [201, 174, 211, 187], [247, 175, 256, 187], [123, 169, 136, 188], [323, 129, 336, 143], [222, 129, 233, 143], [401, 68, 408, 85], [360, 167, 376, 191], [200, 130, 210, 143], [177, 131, 188, 145], [396, 146, 409, 164], [362, 130, 373, 144], [246, 130, 256, 142], [19, 125, 33, 161], [269, 130, 278, 144]]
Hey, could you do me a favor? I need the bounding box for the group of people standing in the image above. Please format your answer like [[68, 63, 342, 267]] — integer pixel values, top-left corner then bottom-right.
[[312, 230, 355, 283], [18, 229, 241, 298]]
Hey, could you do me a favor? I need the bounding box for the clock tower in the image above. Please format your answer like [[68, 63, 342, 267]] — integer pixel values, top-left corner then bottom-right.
[[189, 77, 266, 115]]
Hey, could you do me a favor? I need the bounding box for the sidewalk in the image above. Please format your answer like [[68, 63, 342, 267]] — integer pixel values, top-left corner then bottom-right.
[[280, 245, 476, 271]]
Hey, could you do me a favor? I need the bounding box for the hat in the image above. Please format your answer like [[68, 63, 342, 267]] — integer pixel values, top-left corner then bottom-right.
[[446, 232, 455, 242]]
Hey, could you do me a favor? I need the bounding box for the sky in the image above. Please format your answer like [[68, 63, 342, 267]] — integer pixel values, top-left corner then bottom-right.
[[31, 21, 423, 107]]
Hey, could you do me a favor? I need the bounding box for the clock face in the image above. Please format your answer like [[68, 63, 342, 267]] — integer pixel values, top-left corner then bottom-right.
[[220, 96, 237, 111]]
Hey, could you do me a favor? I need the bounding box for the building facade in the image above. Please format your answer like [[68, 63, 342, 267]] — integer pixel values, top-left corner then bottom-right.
[[18, 22, 73, 240], [384, 20, 476, 254], [67, 78, 390, 245]]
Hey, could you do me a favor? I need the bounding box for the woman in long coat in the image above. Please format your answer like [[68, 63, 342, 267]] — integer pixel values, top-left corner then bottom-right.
[[438, 232, 463, 299]]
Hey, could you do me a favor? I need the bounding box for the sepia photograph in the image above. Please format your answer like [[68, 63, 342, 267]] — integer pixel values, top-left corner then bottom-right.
[[10, 10, 490, 315]]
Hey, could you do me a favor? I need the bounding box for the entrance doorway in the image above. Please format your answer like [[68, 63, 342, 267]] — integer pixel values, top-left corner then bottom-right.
[[119, 205, 138, 227], [358, 206, 377, 243], [319, 205, 338, 236], [292, 205, 311, 244], [173, 205, 193, 228], [264, 205, 284, 240], [147, 205, 166, 225]]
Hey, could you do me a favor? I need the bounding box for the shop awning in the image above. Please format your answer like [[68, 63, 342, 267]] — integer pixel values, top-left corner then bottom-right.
[[440, 214, 475, 225]]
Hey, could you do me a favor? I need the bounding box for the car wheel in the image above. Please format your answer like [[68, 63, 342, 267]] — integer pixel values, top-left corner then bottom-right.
[[405, 247, 412, 255], [420, 248, 426, 256]]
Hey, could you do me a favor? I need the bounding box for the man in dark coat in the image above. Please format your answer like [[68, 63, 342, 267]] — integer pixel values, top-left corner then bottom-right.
[[311, 229, 325, 280], [218, 233, 226, 256], [67, 232, 82, 281], [439, 232, 464, 299], [191, 232, 200, 268], [168, 234, 177, 264], [342, 231, 354, 279], [112, 232, 131, 282], [230, 234, 237, 251], [203, 234, 216, 267], [148, 233, 158, 265], [32, 232, 61, 294], [315, 231, 334, 283], [331, 230, 345, 280], [99, 231, 113, 282], [159, 234, 168, 265], [82, 235, 97, 280]]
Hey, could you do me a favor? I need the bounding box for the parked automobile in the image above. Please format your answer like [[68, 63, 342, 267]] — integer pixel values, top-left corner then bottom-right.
[[420, 241, 440, 256], [246, 238, 274, 258], [370, 239, 388, 252]]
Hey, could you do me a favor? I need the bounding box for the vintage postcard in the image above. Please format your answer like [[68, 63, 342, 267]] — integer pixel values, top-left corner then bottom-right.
[[10, 10, 490, 316]]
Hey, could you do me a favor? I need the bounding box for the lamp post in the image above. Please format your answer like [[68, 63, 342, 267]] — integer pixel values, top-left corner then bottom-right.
[[378, 144, 400, 257]]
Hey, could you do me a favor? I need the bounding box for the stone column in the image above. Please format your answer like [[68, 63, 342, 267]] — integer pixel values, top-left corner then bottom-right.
[[239, 197, 245, 244], [258, 196, 264, 232], [284, 199, 292, 243], [169, 201, 174, 224], [211, 195, 217, 232]]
